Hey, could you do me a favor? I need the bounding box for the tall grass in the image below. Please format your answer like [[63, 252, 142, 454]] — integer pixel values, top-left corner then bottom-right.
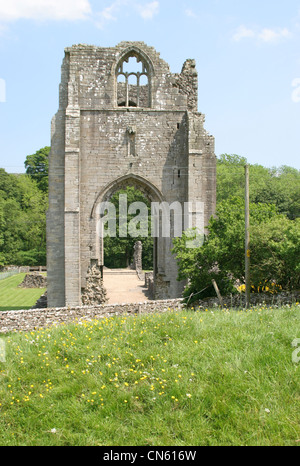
[[0, 306, 299, 446]]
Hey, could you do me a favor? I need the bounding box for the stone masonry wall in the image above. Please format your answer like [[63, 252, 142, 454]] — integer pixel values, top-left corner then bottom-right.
[[0, 299, 183, 334]]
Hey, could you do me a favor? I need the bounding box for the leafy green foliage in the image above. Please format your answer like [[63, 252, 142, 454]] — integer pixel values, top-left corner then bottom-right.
[[103, 186, 153, 269], [173, 199, 283, 301], [217, 154, 300, 219], [173, 155, 300, 302], [251, 216, 300, 289], [24, 146, 50, 193], [0, 167, 48, 266]]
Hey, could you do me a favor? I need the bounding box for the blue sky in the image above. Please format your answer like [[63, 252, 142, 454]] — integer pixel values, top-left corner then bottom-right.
[[0, 0, 299, 172]]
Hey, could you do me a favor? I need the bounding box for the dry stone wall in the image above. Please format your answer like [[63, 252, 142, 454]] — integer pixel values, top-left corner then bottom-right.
[[18, 273, 47, 289], [196, 291, 300, 309], [1, 293, 298, 334], [0, 299, 183, 334]]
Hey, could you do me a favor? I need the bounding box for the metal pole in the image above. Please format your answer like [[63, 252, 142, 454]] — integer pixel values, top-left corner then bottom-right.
[[245, 164, 250, 309]]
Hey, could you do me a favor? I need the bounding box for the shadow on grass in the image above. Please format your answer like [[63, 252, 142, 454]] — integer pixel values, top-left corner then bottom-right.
[[0, 306, 32, 312]]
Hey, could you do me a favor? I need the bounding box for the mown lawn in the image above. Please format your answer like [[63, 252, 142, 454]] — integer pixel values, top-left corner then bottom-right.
[[0, 274, 46, 311], [0, 305, 299, 446]]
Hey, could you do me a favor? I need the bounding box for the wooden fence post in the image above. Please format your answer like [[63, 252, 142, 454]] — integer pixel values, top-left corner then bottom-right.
[[212, 279, 223, 308], [245, 164, 250, 309]]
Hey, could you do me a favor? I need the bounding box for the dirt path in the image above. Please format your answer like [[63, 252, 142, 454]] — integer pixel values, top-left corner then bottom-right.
[[103, 269, 150, 304]]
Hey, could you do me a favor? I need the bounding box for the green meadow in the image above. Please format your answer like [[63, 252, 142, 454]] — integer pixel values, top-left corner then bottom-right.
[[0, 305, 299, 446], [0, 273, 46, 311]]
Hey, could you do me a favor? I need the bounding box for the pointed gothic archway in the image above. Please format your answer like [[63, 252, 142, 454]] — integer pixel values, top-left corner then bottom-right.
[[90, 174, 165, 298]]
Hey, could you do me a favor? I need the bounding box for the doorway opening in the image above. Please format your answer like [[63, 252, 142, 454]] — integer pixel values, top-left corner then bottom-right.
[[102, 186, 153, 270]]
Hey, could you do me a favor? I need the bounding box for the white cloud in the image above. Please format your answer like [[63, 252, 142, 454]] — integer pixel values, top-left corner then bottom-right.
[[258, 27, 291, 43], [233, 25, 291, 44], [233, 25, 255, 41], [95, 0, 127, 28], [95, 1, 159, 28], [0, 0, 160, 30], [136, 1, 159, 20], [0, 0, 92, 22], [96, 1, 120, 28]]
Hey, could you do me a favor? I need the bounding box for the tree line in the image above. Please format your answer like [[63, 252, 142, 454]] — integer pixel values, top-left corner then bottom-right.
[[0, 147, 49, 266], [173, 154, 300, 301]]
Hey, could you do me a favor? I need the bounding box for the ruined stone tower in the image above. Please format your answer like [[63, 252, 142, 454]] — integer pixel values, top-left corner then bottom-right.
[[47, 42, 216, 307]]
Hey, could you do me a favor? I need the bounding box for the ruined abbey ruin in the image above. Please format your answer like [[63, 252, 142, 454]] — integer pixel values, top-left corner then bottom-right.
[[46, 42, 216, 308]]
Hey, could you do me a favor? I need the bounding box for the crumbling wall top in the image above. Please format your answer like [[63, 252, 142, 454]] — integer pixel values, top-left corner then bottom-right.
[[60, 42, 199, 112]]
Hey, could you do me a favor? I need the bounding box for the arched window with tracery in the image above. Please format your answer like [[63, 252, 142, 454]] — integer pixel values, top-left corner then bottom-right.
[[116, 52, 151, 108]]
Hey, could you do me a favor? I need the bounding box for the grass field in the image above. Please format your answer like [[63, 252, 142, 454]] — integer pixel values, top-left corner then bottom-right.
[[0, 305, 299, 446], [0, 274, 46, 311]]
